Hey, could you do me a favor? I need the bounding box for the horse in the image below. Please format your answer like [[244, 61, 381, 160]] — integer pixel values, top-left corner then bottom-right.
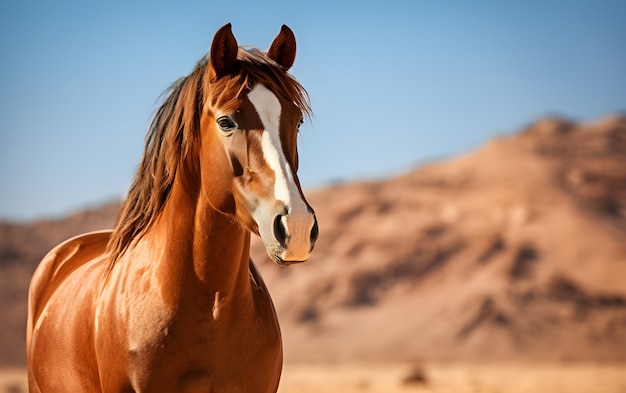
[[26, 23, 318, 393]]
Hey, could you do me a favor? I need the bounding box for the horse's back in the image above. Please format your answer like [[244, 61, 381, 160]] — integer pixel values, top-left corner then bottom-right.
[[27, 230, 112, 392], [28, 230, 112, 323]]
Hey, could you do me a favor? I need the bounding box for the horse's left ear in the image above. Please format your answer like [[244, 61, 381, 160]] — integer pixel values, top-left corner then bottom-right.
[[267, 25, 296, 71]]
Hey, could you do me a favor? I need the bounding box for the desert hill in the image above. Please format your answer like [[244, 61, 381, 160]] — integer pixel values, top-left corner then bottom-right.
[[255, 115, 626, 362], [1, 115, 625, 366]]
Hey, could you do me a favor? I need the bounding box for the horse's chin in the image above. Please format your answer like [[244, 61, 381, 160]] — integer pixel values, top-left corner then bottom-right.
[[272, 255, 307, 266], [262, 242, 307, 266]]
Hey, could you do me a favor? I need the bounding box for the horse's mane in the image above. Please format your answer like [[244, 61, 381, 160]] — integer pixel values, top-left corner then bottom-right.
[[106, 48, 311, 266]]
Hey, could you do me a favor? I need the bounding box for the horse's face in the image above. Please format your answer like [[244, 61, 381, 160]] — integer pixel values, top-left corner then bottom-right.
[[200, 24, 317, 264]]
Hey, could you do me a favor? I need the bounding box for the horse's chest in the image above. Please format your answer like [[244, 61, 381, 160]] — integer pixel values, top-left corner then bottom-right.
[[124, 304, 282, 392], [99, 264, 282, 391]]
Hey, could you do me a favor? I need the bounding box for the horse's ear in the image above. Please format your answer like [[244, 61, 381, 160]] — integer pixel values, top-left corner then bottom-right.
[[267, 25, 296, 71], [210, 23, 239, 80]]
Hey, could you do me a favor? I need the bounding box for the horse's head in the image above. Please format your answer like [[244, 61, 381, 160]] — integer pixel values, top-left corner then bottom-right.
[[199, 24, 317, 264]]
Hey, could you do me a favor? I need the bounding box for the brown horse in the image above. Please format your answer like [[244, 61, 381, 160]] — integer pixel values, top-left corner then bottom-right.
[[26, 23, 318, 393]]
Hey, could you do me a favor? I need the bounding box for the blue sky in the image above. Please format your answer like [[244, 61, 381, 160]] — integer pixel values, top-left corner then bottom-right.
[[1, 1, 625, 221]]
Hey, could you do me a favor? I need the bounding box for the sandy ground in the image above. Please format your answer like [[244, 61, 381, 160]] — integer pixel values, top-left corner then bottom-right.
[[278, 362, 626, 393], [3, 362, 625, 393], [0, 368, 26, 393]]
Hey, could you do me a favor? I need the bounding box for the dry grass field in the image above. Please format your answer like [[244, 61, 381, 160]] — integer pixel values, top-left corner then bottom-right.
[[4, 362, 625, 393]]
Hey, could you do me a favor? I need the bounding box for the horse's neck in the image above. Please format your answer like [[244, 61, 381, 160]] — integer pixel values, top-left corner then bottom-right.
[[143, 181, 253, 306]]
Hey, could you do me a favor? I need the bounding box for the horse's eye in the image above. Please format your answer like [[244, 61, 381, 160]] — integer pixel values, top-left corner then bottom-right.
[[297, 118, 304, 130], [216, 116, 238, 134]]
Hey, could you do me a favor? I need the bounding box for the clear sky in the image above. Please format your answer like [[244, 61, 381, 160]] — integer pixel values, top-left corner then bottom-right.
[[1, 1, 625, 221]]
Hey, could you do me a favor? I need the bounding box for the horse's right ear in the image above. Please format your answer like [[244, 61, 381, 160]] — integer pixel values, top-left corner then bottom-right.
[[210, 23, 238, 80]]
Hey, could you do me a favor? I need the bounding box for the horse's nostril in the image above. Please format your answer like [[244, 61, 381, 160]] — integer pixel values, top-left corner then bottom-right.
[[273, 215, 288, 247], [310, 216, 319, 245]]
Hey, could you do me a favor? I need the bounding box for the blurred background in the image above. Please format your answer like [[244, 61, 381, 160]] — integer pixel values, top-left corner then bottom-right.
[[1, 1, 625, 392]]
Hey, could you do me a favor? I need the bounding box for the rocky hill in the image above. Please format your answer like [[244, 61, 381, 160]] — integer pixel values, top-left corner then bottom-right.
[[2, 115, 625, 366]]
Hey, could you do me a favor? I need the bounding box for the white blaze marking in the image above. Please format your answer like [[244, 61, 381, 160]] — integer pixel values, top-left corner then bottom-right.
[[247, 84, 306, 215]]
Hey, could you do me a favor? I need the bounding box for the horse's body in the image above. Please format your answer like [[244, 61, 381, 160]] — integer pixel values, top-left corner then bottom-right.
[[27, 24, 317, 393]]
